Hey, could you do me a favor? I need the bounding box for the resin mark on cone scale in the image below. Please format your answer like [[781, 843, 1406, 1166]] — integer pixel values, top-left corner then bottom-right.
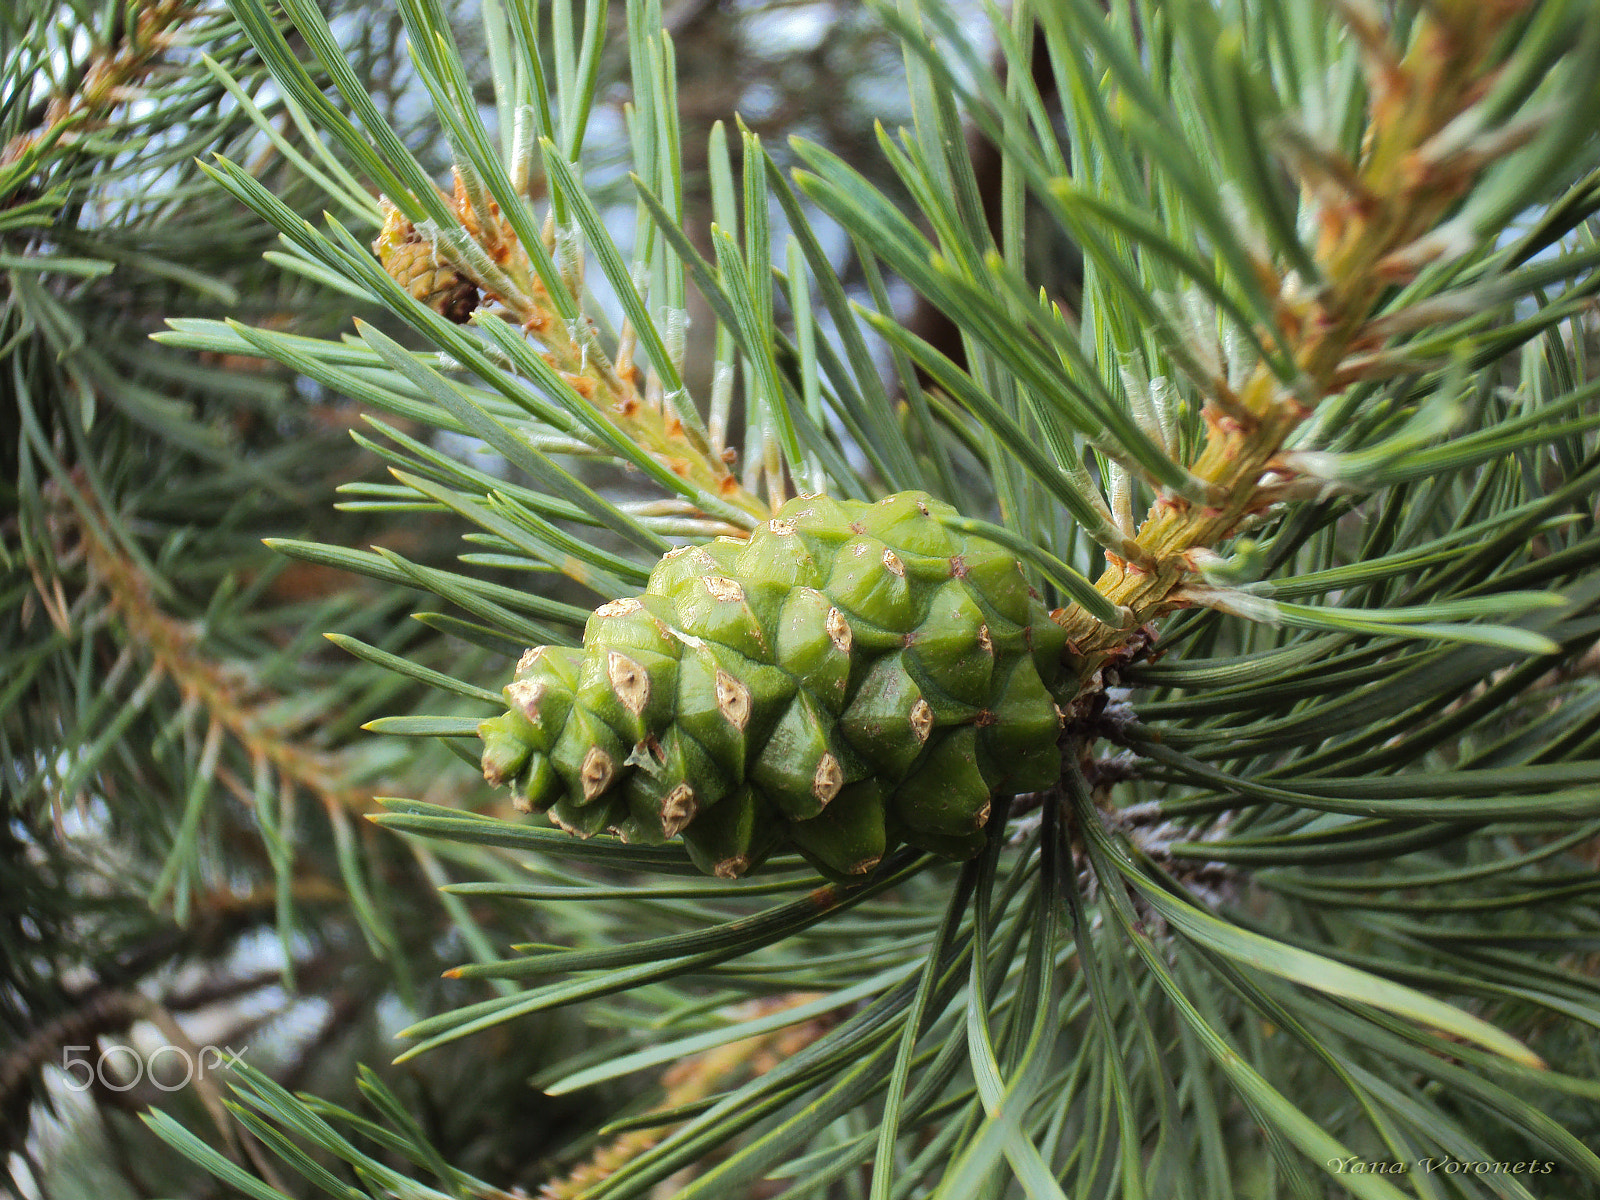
[[910, 699, 934, 743], [662, 784, 697, 837], [813, 754, 844, 804], [715, 669, 752, 730], [825, 607, 852, 654], [508, 677, 545, 718], [581, 746, 615, 800], [607, 651, 650, 715]]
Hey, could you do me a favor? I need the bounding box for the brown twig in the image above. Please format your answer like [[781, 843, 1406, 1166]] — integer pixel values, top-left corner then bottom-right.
[[41, 483, 379, 822], [372, 177, 771, 525]]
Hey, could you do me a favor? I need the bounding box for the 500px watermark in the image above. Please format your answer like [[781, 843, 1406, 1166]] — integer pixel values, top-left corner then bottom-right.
[[60, 1044, 247, 1092]]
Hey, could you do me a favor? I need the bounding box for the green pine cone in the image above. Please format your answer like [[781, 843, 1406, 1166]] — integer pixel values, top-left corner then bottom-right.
[[480, 491, 1071, 878]]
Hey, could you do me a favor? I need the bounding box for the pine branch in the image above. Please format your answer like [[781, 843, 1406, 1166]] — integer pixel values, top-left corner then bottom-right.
[[0, 0, 204, 172], [1053, 0, 1565, 664], [83, 0, 1600, 1197]]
